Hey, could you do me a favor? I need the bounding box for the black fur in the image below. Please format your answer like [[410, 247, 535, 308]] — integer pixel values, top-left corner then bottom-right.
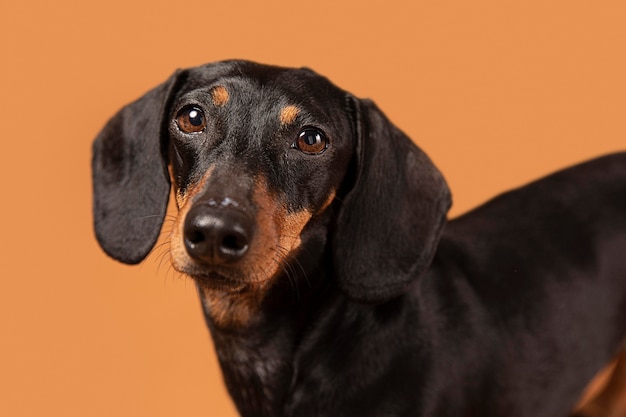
[[92, 60, 626, 417]]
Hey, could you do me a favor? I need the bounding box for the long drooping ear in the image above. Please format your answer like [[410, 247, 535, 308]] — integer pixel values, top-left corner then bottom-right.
[[334, 98, 452, 303], [92, 70, 185, 264]]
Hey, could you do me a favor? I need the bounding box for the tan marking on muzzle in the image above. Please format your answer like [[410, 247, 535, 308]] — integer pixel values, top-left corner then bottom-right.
[[210, 86, 230, 106], [279, 105, 300, 126], [254, 176, 312, 266], [318, 189, 336, 214]]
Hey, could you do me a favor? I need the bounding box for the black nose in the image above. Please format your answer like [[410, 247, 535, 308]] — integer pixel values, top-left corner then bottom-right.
[[183, 204, 254, 265]]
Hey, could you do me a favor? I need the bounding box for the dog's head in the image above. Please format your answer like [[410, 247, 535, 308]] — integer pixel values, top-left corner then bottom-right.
[[93, 60, 451, 308]]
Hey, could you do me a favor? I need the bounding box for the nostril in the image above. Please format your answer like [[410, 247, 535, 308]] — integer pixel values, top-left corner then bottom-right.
[[222, 232, 248, 254], [187, 230, 206, 245]]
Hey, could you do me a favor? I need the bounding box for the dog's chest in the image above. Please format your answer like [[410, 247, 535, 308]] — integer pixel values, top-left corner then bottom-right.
[[211, 330, 295, 417]]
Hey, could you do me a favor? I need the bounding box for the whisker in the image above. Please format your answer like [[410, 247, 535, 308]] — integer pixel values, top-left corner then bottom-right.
[[271, 253, 295, 290], [276, 244, 309, 283], [152, 239, 172, 253], [271, 247, 304, 302], [155, 247, 172, 275], [136, 214, 165, 220]]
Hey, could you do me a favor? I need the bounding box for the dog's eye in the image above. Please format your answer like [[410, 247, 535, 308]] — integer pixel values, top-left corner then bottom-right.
[[293, 128, 328, 155], [176, 106, 206, 133]]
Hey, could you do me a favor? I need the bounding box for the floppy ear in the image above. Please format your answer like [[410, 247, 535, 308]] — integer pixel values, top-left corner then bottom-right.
[[334, 98, 452, 303], [92, 70, 185, 264]]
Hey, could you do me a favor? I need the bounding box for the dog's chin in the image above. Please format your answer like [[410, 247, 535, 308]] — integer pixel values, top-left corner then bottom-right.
[[191, 271, 251, 292]]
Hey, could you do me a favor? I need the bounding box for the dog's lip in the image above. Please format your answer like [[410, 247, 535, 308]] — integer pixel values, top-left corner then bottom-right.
[[172, 258, 273, 291], [187, 268, 238, 282], [180, 266, 253, 291]]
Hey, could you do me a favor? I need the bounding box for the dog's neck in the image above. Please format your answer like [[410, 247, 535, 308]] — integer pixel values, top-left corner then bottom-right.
[[200, 277, 333, 417], [206, 312, 295, 416]]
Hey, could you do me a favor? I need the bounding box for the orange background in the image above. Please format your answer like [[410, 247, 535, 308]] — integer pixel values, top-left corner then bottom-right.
[[1, 0, 625, 416]]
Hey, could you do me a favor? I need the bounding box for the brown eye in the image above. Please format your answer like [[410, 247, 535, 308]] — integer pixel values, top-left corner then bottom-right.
[[176, 106, 206, 133], [294, 128, 328, 155]]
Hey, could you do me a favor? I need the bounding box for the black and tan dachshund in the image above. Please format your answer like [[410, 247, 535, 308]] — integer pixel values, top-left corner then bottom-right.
[[92, 60, 626, 417]]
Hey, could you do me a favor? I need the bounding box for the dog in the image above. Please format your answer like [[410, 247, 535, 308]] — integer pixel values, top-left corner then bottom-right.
[[92, 60, 626, 417]]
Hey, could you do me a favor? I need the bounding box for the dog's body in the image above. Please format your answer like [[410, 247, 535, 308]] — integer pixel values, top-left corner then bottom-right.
[[92, 60, 626, 417]]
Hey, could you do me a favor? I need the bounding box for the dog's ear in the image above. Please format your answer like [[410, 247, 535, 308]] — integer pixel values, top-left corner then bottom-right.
[[92, 70, 185, 264], [334, 98, 452, 303]]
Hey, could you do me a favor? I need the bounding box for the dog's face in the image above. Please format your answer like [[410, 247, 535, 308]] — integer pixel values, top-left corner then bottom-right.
[[93, 60, 451, 320], [165, 62, 355, 296]]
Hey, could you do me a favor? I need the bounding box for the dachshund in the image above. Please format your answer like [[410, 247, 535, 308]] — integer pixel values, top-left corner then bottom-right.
[[92, 60, 626, 417]]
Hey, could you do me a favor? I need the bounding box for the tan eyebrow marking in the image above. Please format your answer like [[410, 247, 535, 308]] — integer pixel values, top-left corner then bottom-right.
[[210, 86, 229, 106], [279, 105, 300, 126]]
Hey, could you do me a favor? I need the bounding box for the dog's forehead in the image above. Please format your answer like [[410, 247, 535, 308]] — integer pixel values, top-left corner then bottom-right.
[[180, 60, 345, 105]]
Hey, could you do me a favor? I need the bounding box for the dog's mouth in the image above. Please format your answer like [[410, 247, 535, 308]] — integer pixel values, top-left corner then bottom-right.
[[193, 273, 249, 292], [174, 263, 260, 292]]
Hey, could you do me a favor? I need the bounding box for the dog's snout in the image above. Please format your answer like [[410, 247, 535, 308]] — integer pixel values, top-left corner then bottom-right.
[[183, 204, 254, 265]]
